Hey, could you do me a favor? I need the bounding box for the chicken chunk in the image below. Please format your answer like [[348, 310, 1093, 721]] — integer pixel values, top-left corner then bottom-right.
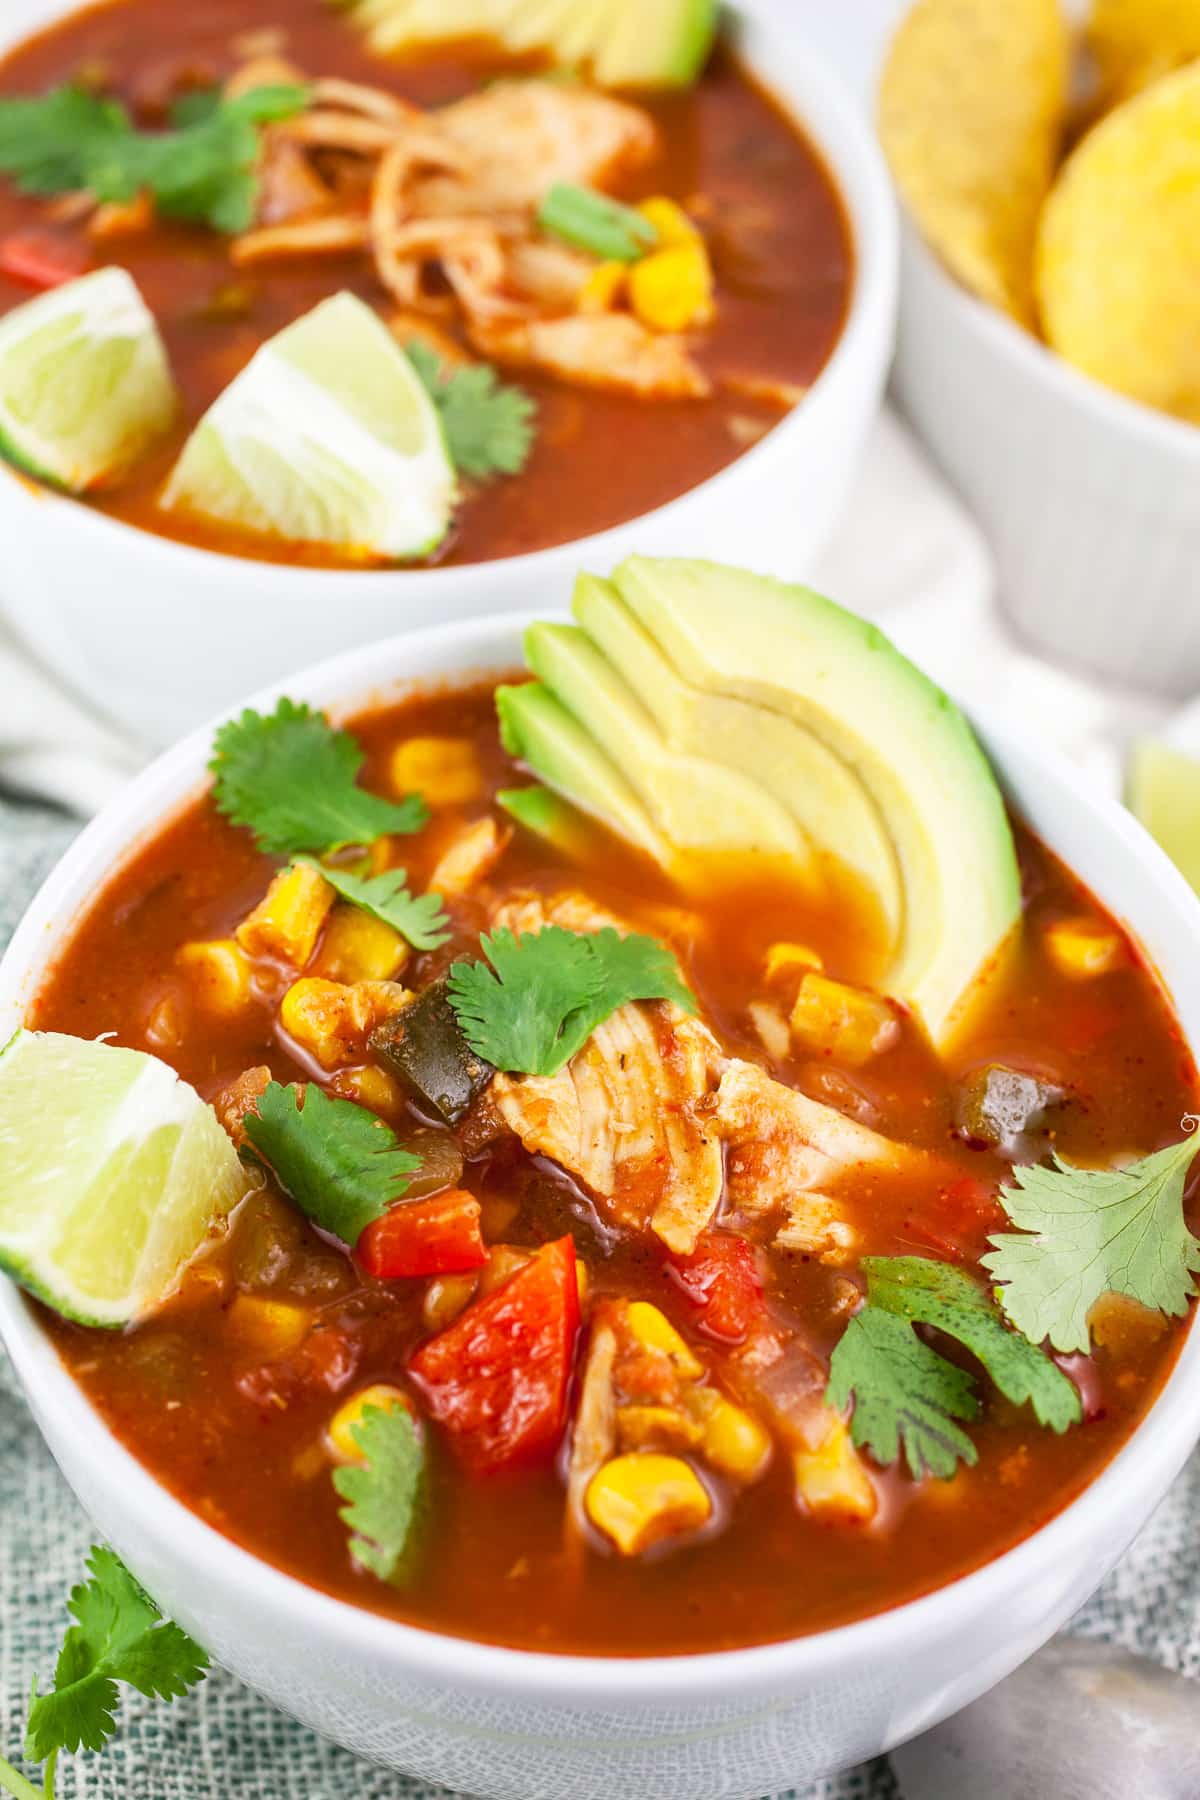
[[566, 1314, 619, 1531], [488, 893, 723, 1253], [708, 1060, 926, 1264], [468, 312, 711, 399], [429, 817, 512, 896], [415, 82, 657, 217]]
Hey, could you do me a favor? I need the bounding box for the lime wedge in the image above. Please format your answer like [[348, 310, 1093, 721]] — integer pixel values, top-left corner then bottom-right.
[[0, 1030, 252, 1327], [162, 291, 457, 561], [1127, 741, 1200, 894], [0, 267, 176, 493]]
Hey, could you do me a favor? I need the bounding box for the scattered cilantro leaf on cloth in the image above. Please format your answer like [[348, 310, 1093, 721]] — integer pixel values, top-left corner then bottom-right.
[[210, 698, 428, 856], [982, 1135, 1200, 1354], [406, 341, 537, 480], [298, 856, 451, 952], [22, 1545, 207, 1766], [241, 1082, 421, 1246], [0, 82, 308, 233], [864, 1256, 1081, 1431], [333, 1404, 424, 1582], [826, 1306, 980, 1481], [447, 924, 695, 1076]]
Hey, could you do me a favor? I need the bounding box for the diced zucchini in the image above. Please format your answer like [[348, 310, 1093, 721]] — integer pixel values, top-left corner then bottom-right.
[[954, 1063, 1063, 1152], [371, 976, 495, 1125]]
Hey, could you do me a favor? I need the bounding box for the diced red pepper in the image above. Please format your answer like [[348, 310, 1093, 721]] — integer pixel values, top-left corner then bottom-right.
[[358, 1190, 488, 1281], [668, 1231, 765, 1344], [0, 231, 94, 291], [409, 1235, 580, 1474]]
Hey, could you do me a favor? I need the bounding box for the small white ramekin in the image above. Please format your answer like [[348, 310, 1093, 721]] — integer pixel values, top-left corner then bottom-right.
[[893, 221, 1200, 698], [2, 612, 1200, 1799], [0, 0, 896, 746]]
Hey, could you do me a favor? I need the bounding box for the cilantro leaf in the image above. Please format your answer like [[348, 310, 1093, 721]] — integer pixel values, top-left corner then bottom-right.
[[210, 698, 428, 856], [864, 1257, 1081, 1431], [826, 1306, 980, 1481], [982, 1135, 1200, 1354], [241, 1082, 421, 1246], [0, 82, 308, 234], [333, 1404, 424, 1582], [407, 342, 537, 480], [24, 1546, 207, 1764], [299, 857, 451, 951], [447, 924, 696, 1076]]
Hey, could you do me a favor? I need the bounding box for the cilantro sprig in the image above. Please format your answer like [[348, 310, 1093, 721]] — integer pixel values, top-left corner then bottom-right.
[[210, 698, 428, 857], [334, 1404, 425, 1582], [241, 1082, 421, 1246], [0, 1546, 207, 1799], [0, 82, 309, 234], [406, 342, 537, 481], [447, 924, 695, 1076], [298, 857, 451, 952], [826, 1256, 1081, 1480], [983, 1134, 1200, 1354]]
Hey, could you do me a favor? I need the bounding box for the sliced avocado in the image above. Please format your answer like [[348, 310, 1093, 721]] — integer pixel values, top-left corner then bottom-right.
[[573, 573, 903, 943], [495, 682, 668, 863], [497, 785, 596, 861], [610, 557, 1021, 1046], [350, 0, 718, 87], [524, 622, 811, 862]]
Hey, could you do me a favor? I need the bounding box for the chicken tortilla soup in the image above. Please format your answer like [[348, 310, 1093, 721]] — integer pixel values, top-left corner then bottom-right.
[[0, 0, 851, 568], [1, 559, 1197, 1656]]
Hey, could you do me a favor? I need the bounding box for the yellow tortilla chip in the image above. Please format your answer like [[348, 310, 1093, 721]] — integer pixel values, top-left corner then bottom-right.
[[878, 0, 1071, 324], [1088, 0, 1200, 108], [1036, 61, 1200, 421]]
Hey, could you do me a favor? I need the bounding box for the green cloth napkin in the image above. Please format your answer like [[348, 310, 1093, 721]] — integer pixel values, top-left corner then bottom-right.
[[2, 798, 1196, 1800]]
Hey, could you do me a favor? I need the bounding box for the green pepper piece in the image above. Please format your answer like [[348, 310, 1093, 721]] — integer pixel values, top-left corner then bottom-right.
[[371, 977, 495, 1126]]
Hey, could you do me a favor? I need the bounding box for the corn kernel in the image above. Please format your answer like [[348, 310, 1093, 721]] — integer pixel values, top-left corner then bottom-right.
[[789, 973, 899, 1067], [310, 903, 408, 984], [578, 259, 628, 313], [691, 1389, 772, 1482], [237, 863, 334, 967], [279, 976, 411, 1070], [389, 735, 483, 808], [327, 1384, 410, 1462], [617, 1403, 703, 1453], [764, 941, 825, 984], [327, 1063, 404, 1116], [422, 1271, 481, 1332], [226, 1295, 310, 1356], [625, 1302, 704, 1380], [629, 240, 715, 333], [176, 938, 253, 1016], [793, 1418, 877, 1522], [1043, 917, 1125, 980], [637, 196, 701, 247], [478, 1244, 535, 1296], [585, 1453, 711, 1555]]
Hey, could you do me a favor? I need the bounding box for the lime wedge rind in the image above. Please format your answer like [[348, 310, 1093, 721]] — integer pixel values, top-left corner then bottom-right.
[[0, 267, 176, 493], [1127, 740, 1200, 896], [0, 1030, 251, 1327]]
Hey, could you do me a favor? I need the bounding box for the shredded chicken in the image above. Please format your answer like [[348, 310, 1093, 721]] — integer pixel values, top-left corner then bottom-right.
[[429, 817, 512, 896], [707, 1060, 927, 1265], [488, 893, 723, 1253], [211, 1065, 272, 1148], [468, 312, 711, 399], [566, 1314, 619, 1531], [412, 82, 657, 216]]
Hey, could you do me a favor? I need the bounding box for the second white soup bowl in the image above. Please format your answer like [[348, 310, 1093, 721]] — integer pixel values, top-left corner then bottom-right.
[[0, 0, 896, 746], [2, 610, 1200, 1798]]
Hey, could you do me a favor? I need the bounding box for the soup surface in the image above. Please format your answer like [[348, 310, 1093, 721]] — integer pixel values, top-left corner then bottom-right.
[[0, 0, 853, 568], [29, 679, 1199, 1656]]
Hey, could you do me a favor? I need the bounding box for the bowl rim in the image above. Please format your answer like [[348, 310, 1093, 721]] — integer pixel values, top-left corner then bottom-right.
[[3, 607, 1200, 1704], [0, 0, 898, 595], [901, 218, 1200, 461]]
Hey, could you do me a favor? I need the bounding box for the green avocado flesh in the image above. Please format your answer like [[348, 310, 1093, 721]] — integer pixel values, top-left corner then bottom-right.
[[349, 0, 718, 86], [507, 557, 1021, 1047]]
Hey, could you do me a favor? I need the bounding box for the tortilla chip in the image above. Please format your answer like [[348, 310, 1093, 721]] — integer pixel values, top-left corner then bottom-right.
[[1088, 0, 1200, 108], [1036, 61, 1200, 421], [878, 0, 1071, 324]]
